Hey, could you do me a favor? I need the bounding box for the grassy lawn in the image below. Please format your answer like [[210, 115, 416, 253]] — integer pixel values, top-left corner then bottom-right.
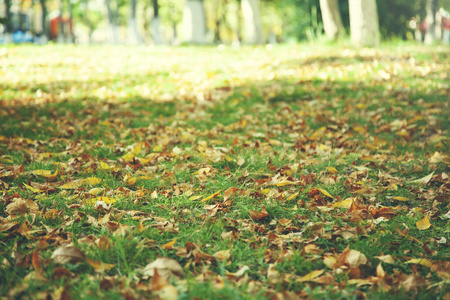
[[0, 42, 449, 299]]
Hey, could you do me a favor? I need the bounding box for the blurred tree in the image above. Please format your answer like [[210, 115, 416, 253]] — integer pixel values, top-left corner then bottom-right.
[[182, 0, 206, 43], [105, 0, 120, 43], [349, 0, 379, 47], [126, 0, 142, 44], [39, 0, 48, 42], [3, 0, 12, 42], [159, 0, 183, 44], [151, 0, 163, 44], [58, 0, 64, 42], [319, 0, 344, 40], [241, 0, 264, 43], [424, 0, 438, 44], [377, 0, 423, 40]]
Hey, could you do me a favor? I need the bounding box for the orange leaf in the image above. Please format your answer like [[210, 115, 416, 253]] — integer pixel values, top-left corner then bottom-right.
[[162, 238, 177, 250], [86, 257, 115, 273], [223, 187, 239, 201], [32, 248, 45, 280], [249, 206, 269, 221]]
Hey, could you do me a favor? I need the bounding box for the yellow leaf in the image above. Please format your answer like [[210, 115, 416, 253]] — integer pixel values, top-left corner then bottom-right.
[[23, 183, 43, 193], [88, 188, 104, 195], [86, 177, 101, 185], [284, 192, 299, 202], [410, 171, 434, 184], [275, 179, 296, 187], [200, 190, 222, 202], [137, 157, 152, 164], [100, 161, 110, 170], [323, 257, 336, 269], [131, 143, 143, 155], [188, 195, 202, 201], [297, 270, 324, 282], [33, 169, 58, 181], [327, 167, 338, 174], [37, 152, 54, 162], [405, 258, 433, 268], [416, 215, 431, 230], [86, 197, 117, 206], [332, 198, 353, 208], [121, 153, 135, 162], [392, 196, 409, 201], [162, 238, 177, 250], [317, 188, 333, 198], [153, 144, 163, 152], [86, 258, 115, 273]]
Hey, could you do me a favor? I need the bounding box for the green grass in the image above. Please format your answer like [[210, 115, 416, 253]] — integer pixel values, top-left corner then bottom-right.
[[0, 42, 449, 299]]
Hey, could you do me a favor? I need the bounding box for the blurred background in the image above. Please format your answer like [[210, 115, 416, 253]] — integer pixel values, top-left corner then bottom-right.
[[0, 0, 449, 46]]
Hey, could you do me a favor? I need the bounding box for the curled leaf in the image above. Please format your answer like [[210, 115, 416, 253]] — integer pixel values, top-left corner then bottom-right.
[[249, 205, 269, 221], [51, 246, 86, 264]]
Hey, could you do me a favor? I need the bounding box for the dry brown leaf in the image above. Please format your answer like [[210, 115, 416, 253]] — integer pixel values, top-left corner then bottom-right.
[[249, 205, 269, 221], [143, 257, 184, 280], [86, 258, 115, 273], [51, 246, 86, 264]]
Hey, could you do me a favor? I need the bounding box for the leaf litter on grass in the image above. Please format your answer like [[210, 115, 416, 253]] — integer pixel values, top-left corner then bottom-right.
[[0, 44, 449, 299]]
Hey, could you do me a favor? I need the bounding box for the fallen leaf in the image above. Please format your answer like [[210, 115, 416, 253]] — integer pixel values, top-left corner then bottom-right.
[[327, 167, 338, 174], [51, 246, 86, 264], [346, 249, 368, 268], [143, 257, 184, 279], [416, 215, 431, 230], [392, 196, 409, 201], [200, 190, 222, 202], [375, 255, 396, 264], [267, 263, 279, 283], [405, 258, 433, 268], [33, 169, 58, 181], [32, 248, 46, 281], [410, 172, 434, 184], [213, 247, 232, 261], [223, 187, 239, 201], [86, 197, 117, 206], [23, 183, 44, 193], [317, 188, 333, 198], [162, 238, 177, 250], [332, 198, 353, 208], [249, 205, 269, 220], [60, 177, 101, 189], [86, 258, 115, 273], [284, 192, 299, 202], [297, 269, 324, 282]]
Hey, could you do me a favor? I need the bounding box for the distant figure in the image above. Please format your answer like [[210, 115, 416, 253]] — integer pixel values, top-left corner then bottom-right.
[[419, 20, 428, 42], [442, 12, 450, 44]]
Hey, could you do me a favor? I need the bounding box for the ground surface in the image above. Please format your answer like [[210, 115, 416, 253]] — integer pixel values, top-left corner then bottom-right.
[[0, 43, 449, 299]]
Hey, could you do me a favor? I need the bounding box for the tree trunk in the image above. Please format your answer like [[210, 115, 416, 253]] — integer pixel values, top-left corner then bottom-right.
[[105, 0, 119, 44], [241, 0, 264, 44], [319, 0, 344, 40], [39, 0, 48, 43], [58, 0, 64, 43], [424, 0, 437, 45], [67, 0, 74, 43], [348, 0, 379, 47], [182, 0, 207, 43], [151, 0, 163, 44], [127, 0, 142, 44], [4, 0, 11, 42]]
